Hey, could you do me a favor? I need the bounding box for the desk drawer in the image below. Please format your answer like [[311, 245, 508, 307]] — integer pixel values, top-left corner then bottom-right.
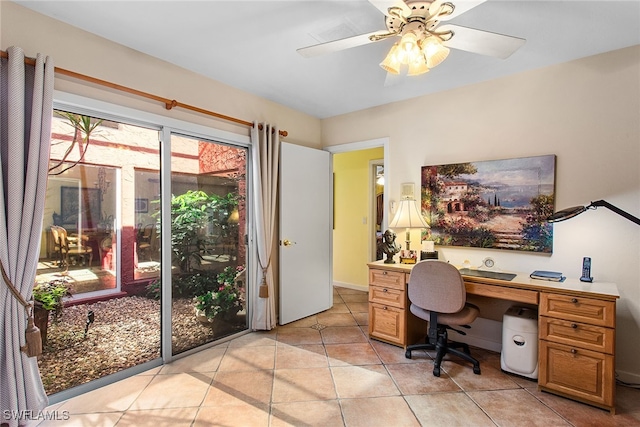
[[369, 285, 405, 309], [540, 317, 614, 354], [539, 340, 614, 409], [540, 293, 615, 327], [369, 269, 405, 290], [465, 281, 538, 304], [369, 303, 405, 345]]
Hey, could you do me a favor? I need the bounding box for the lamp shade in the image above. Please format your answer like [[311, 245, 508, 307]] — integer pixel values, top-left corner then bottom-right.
[[547, 205, 586, 223], [408, 56, 429, 76], [380, 43, 401, 74], [547, 200, 640, 225], [389, 199, 429, 229], [228, 208, 240, 223], [422, 36, 450, 69]]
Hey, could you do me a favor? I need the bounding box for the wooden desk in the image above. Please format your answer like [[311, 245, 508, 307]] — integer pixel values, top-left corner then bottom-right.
[[367, 260, 620, 413]]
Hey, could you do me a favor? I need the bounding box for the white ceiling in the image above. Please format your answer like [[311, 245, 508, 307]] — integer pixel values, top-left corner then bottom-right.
[[14, 1, 640, 119]]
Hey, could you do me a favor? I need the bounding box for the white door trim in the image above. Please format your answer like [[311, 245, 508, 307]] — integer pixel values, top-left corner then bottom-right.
[[325, 138, 390, 230]]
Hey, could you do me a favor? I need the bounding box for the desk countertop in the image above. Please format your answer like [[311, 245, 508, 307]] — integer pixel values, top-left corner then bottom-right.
[[367, 260, 619, 301]]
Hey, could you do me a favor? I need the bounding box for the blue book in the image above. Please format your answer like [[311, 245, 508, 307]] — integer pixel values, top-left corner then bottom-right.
[[530, 270, 565, 282]]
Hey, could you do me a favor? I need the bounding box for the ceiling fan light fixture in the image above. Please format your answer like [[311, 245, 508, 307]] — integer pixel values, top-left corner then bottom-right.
[[407, 56, 429, 76], [422, 36, 450, 68], [400, 31, 419, 54], [380, 43, 401, 74]]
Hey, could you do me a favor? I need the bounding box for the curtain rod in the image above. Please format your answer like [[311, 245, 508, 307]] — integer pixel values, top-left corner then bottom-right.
[[1, 50, 288, 137]]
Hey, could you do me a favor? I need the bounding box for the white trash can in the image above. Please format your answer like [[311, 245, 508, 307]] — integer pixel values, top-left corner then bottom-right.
[[501, 306, 538, 379]]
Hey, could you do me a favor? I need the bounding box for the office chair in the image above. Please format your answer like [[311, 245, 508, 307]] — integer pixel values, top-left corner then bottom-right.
[[405, 260, 481, 377]]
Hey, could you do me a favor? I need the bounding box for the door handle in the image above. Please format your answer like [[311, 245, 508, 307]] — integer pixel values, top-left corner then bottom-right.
[[281, 239, 296, 247]]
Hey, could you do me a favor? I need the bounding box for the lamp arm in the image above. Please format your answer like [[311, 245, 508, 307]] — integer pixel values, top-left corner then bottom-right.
[[589, 200, 640, 226]]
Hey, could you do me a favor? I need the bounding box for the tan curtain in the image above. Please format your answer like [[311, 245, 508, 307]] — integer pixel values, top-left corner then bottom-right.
[[250, 123, 280, 330], [0, 46, 54, 424]]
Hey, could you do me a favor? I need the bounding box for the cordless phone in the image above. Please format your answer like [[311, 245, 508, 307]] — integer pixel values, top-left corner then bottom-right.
[[580, 257, 593, 282]]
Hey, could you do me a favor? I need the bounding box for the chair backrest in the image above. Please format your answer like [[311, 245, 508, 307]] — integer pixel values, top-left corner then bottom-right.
[[139, 224, 155, 242], [145, 223, 154, 235], [100, 236, 112, 251], [50, 226, 61, 247], [56, 226, 70, 248], [408, 260, 466, 314]]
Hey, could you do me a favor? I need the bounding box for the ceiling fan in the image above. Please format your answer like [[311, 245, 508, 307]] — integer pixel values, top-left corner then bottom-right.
[[297, 0, 525, 77]]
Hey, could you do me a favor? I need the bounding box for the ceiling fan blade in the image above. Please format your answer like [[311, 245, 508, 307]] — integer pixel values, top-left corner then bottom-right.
[[369, 0, 412, 17], [440, 24, 526, 59], [297, 31, 390, 58], [430, 0, 486, 21]]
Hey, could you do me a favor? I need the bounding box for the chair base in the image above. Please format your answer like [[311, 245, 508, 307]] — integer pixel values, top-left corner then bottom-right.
[[405, 328, 481, 377]]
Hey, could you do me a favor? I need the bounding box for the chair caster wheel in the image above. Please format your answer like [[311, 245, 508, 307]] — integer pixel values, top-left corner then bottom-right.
[[473, 366, 481, 375], [405, 351, 412, 359], [433, 368, 440, 377]]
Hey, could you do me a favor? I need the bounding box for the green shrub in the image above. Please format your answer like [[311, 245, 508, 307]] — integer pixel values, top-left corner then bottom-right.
[[194, 266, 245, 320], [145, 271, 227, 300]]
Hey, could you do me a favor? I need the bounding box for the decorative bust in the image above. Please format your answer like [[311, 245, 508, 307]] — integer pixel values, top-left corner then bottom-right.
[[379, 229, 401, 264]]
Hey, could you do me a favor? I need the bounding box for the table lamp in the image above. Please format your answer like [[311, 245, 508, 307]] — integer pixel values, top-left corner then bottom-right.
[[388, 197, 429, 263]]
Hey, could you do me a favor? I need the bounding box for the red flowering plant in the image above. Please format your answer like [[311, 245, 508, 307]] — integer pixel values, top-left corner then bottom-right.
[[195, 265, 245, 320]]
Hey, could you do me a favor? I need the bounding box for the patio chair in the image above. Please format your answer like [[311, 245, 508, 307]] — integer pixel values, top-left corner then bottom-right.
[[137, 224, 156, 261]]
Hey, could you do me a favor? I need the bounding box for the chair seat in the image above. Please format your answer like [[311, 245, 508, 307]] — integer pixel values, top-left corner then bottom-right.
[[410, 302, 479, 326]]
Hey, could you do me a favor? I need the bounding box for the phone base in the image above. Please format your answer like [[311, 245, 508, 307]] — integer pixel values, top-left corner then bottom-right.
[[580, 276, 593, 283]]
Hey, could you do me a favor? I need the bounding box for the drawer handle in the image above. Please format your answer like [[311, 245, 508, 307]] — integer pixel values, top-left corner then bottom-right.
[[383, 306, 387, 310], [571, 298, 578, 303], [571, 323, 578, 329], [571, 349, 578, 354], [382, 271, 388, 275], [383, 288, 388, 293]]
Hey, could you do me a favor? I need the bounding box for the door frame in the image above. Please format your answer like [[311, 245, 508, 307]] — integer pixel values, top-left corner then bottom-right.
[[325, 137, 390, 287], [370, 159, 384, 261]]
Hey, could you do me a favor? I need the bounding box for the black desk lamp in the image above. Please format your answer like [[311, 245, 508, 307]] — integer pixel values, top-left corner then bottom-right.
[[547, 199, 640, 226]]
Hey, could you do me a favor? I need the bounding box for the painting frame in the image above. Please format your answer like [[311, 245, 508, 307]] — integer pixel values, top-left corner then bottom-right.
[[135, 198, 149, 213], [60, 186, 101, 229], [421, 155, 556, 253]]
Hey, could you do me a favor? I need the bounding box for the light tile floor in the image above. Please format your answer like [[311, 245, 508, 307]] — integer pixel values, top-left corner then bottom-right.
[[34, 287, 640, 426]]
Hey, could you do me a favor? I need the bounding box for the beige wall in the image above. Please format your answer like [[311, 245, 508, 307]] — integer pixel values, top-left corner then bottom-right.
[[322, 45, 640, 381], [4, 0, 639, 382], [1, 2, 322, 148]]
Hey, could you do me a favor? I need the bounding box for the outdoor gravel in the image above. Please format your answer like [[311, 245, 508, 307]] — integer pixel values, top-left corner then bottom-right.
[[37, 296, 242, 395]]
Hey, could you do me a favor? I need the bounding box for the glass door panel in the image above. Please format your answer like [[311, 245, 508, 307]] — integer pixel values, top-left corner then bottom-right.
[[170, 134, 248, 355], [37, 110, 161, 395]]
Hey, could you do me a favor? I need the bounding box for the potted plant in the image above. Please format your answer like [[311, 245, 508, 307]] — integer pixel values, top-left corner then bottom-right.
[[194, 265, 245, 324], [32, 277, 72, 345]]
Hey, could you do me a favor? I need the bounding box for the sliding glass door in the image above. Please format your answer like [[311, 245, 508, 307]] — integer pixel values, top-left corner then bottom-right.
[[38, 99, 252, 400], [38, 110, 162, 395], [169, 133, 248, 355]]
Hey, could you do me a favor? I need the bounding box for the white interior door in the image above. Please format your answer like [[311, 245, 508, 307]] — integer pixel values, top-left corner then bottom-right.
[[279, 142, 332, 324]]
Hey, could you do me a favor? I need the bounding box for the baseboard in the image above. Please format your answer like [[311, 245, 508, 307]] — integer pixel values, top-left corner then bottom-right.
[[448, 317, 503, 353], [616, 369, 640, 386], [332, 281, 368, 293]]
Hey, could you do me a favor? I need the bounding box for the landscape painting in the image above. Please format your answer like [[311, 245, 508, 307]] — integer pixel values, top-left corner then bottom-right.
[[421, 155, 556, 253]]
